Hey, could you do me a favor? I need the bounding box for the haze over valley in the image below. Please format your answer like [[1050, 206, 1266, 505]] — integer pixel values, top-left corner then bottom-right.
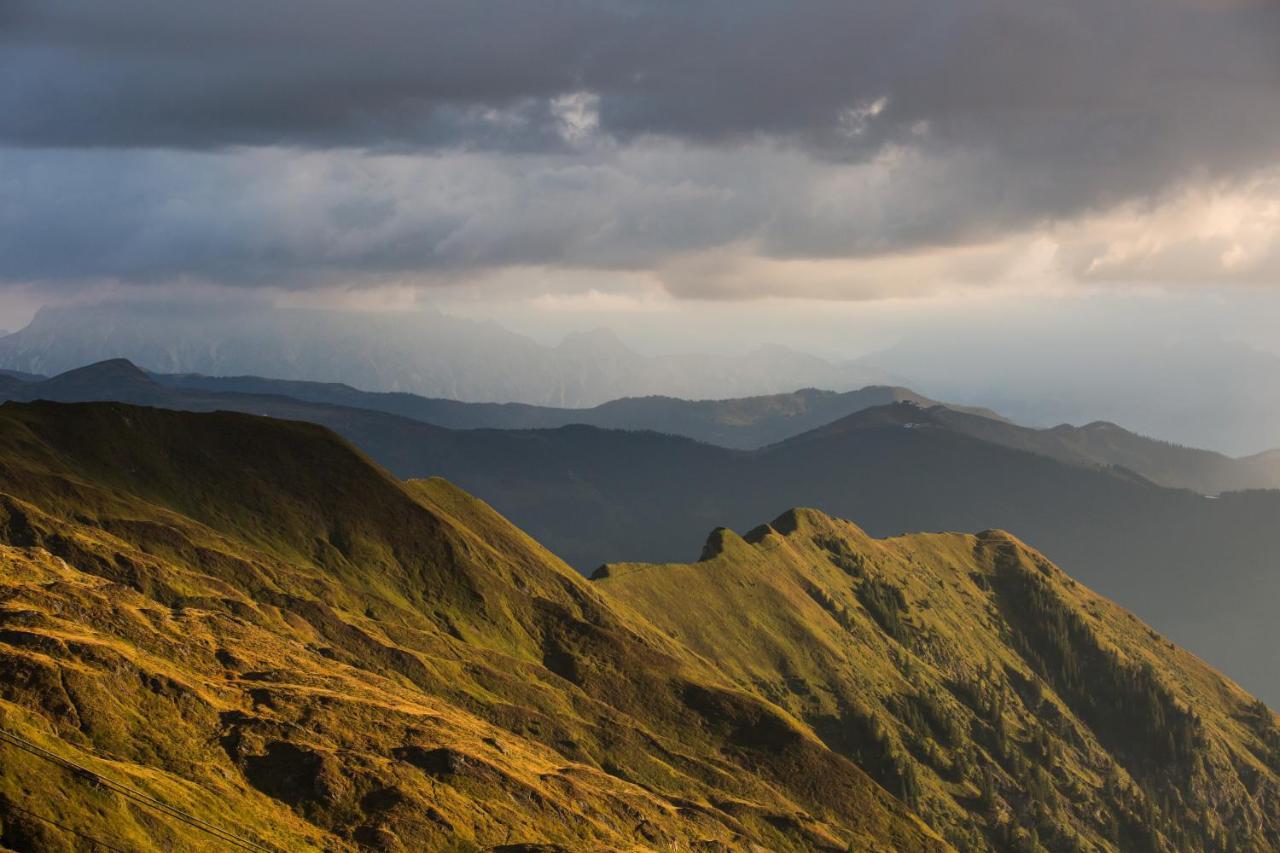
[[6, 296, 1280, 454]]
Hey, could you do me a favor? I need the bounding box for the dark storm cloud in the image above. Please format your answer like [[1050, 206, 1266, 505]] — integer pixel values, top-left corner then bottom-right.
[[7, 1, 1279, 161], [2, 0, 1280, 291]]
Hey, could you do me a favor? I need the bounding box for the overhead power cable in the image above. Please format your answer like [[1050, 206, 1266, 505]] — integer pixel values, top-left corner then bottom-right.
[[0, 798, 130, 852], [0, 726, 273, 852]]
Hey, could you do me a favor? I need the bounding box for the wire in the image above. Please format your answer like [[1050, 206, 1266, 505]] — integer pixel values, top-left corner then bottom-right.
[[0, 799, 130, 853], [0, 726, 273, 852]]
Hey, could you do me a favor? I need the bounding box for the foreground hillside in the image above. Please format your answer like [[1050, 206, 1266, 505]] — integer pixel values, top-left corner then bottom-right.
[[0, 401, 939, 850], [598, 511, 1280, 850], [0, 402, 1276, 850]]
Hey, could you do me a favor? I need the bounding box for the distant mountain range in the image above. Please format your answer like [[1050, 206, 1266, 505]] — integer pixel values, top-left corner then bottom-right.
[[826, 403, 1280, 495], [155, 367, 1005, 448], [867, 330, 1280, 456], [9, 358, 1278, 493], [11, 300, 1280, 456], [1, 400, 1276, 849], [0, 302, 896, 405], [4, 359, 1280, 705]]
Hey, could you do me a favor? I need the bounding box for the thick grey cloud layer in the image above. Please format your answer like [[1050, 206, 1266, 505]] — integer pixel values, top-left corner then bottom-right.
[[0, 144, 1010, 288], [2, 0, 1279, 292], [6, 1, 1279, 159]]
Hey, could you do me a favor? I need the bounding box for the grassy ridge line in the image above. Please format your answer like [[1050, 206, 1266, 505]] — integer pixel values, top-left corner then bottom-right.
[[596, 509, 1280, 851], [0, 401, 942, 851]]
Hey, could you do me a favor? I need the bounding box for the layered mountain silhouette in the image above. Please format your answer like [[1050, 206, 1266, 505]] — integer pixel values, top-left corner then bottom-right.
[[867, 330, 1280, 456], [3, 360, 1280, 707], [10, 358, 1279, 493], [0, 401, 1276, 849], [774, 403, 1280, 496], [0, 303, 895, 405], [156, 369, 1001, 449]]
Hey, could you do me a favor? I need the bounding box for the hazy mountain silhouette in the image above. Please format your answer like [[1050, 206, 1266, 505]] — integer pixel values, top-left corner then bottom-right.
[[156, 368, 1002, 448], [816, 404, 1280, 495], [0, 302, 896, 405], [12, 359, 1277, 494], [863, 332, 1280, 456]]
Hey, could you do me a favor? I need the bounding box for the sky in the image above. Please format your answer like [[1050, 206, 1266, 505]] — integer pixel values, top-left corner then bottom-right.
[[3, 0, 1280, 356]]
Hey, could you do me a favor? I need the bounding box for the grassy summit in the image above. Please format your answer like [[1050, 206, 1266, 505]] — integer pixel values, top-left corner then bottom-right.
[[0, 400, 1275, 850], [597, 510, 1280, 851], [0, 401, 936, 851]]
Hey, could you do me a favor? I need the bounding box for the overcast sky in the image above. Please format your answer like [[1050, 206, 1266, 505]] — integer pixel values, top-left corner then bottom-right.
[[3, 0, 1279, 347]]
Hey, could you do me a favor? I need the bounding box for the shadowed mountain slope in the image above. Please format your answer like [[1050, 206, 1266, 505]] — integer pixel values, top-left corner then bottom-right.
[[0, 401, 940, 851], [156, 364, 1280, 493], [0, 369, 44, 383], [155, 369, 1000, 449], [894, 406, 1280, 495], [9, 360, 1279, 494], [597, 510, 1280, 851], [3, 363, 1280, 705]]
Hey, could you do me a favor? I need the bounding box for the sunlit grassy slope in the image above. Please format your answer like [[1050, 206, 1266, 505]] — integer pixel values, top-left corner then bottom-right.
[[597, 511, 1280, 851], [0, 400, 1277, 851], [0, 401, 937, 851]]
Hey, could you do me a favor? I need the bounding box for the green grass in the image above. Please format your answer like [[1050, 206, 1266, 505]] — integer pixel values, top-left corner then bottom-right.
[[598, 509, 1280, 851], [0, 402, 941, 851], [2, 401, 1277, 851]]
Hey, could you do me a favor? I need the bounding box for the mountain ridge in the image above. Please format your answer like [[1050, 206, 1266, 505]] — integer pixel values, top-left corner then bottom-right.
[[10, 358, 1280, 494], [0, 400, 942, 851], [859, 333, 1280, 456], [596, 506, 1280, 850], [775, 400, 1280, 494], [0, 401, 1276, 849], [4, 362, 1280, 705], [156, 368, 1003, 449]]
